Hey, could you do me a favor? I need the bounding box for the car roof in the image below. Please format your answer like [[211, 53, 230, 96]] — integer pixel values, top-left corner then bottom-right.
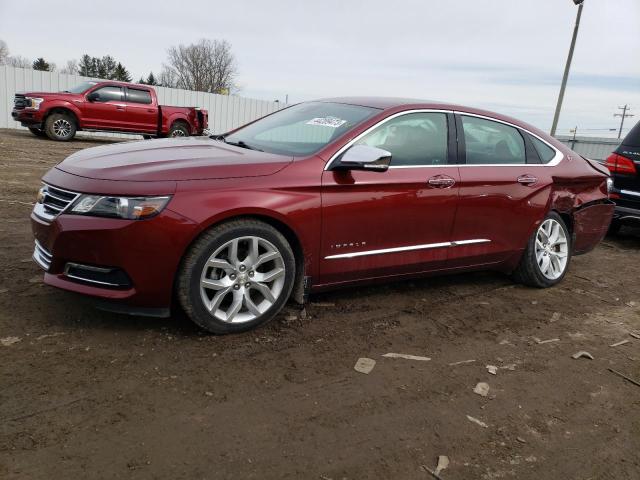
[[92, 80, 152, 89], [317, 96, 554, 142], [317, 96, 449, 110]]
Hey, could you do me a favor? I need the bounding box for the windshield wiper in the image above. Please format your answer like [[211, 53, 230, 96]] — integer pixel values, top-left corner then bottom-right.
[[223, 139, 263, 152]]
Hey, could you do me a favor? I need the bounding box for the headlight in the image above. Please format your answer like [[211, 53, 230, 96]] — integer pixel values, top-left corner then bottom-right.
[[26, 97, 44, 110], [70, 195, 171, 220]]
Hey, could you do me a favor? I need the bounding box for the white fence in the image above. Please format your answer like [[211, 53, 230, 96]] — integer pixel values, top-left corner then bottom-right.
[[0, 65, 284, 137], [555, 135, 620, 162]]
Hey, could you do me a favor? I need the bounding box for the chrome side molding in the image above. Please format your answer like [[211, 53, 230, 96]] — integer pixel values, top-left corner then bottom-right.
[[325, 239, 490, 259]]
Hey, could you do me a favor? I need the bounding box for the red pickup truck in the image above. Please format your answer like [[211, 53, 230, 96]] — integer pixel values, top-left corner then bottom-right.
[[12, 80, 208, 141]]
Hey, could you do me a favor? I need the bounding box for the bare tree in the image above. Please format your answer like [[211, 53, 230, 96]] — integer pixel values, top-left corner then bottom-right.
[[6, 55, 32, 68], [0, 39, 9, 64], [158, 66, 178, 88], [163, 39, 237, 93], [60, 59, 78, 75]]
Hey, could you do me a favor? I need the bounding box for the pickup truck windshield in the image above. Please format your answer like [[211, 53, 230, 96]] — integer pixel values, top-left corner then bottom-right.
[[64, 81, 99, 94], [223, 102, 379, 156]]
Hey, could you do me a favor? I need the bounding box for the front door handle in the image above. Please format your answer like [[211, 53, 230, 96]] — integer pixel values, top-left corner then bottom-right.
[[428, 175, 456, 188], [517, 174, 537, 185]]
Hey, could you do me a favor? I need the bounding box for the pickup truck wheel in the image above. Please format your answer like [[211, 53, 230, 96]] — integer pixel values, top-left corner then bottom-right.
[[28, 127, 46, 137], [168, 122, 189, 137], [178, 220, 296, 334], [512, 212, 571, 288], [44, 113, 76, 141]]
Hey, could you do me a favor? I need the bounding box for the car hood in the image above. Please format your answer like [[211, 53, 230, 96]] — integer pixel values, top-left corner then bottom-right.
[[20, 91, 82, 99], [55, 137, 293, 181]]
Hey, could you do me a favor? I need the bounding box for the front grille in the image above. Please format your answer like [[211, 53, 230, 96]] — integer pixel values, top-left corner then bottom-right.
[[34, 184, 80, 221], [33, 240, 53, 271], [14, 94, 28, 110]]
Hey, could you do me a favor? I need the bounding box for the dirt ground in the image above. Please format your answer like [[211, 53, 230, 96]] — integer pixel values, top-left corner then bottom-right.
[[1, 128, 639, 480]]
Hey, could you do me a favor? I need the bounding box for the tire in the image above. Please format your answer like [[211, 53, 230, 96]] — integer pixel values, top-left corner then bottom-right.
[[512, 212, 571, 288], [607, 219, 622, 235], [44, 112, 76, 141], [28, 127, 46, 137], [168, 122, 189, 137], [177, 219, 296, 334]]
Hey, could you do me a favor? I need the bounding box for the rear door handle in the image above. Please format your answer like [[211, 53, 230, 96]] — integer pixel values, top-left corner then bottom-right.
[[517, 174, 537, 185], [427, 175, 456, 188]]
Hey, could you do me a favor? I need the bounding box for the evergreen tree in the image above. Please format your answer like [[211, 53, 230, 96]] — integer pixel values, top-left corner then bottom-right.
[[78, 54, 95, 76], [138, 76, 147, 85], [32, 57, 51, 71], [146, 72, 157, 85], [113, 62, 132, 82], [97, 55, 116, 79]]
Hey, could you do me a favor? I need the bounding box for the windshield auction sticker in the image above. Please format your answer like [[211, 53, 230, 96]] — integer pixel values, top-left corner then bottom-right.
[[306, 117, 347, 128]]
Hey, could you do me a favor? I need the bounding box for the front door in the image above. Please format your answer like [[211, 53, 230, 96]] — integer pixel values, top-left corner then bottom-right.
[[81, 85, 126, 130], [319, 111, 460, 286]]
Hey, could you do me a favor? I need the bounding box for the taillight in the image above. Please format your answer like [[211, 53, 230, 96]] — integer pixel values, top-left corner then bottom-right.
[[605, 153, 637, 174]]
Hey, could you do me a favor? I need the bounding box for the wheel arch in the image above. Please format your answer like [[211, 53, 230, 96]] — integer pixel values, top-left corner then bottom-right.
[[167, 115, 190, 133], [43, 103, 82, 129]]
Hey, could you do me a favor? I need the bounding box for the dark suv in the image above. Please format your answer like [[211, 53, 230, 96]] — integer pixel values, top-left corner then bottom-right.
[[606, 121, 640, 233]]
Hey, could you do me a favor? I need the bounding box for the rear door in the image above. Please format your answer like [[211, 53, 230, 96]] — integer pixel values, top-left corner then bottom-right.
[[447, 113, 557, 268], [81, 85, 126, 130], [319, 111, 460, 285], [124, 87, 158, 133]]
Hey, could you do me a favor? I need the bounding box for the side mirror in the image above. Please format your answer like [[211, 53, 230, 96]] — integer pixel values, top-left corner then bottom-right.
[[333, 144, 391, 172], [87, 92, 99, 102]]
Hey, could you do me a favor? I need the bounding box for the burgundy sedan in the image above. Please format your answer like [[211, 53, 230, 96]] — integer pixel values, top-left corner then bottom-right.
[[31, 98, 614, 333]]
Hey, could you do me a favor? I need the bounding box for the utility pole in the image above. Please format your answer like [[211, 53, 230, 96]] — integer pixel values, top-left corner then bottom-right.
[[614, 105, 634, 139], [550, 0, 584, 138], [569, 126, 578, 149]]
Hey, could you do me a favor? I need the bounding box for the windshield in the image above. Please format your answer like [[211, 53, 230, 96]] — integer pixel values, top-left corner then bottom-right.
[[63, 81, 98, 94], [223, 102, 379, 156]]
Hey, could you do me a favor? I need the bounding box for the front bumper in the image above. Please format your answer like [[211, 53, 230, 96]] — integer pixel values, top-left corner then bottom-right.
[[31, 206, 199, 312], [12, 108, 45, 128]]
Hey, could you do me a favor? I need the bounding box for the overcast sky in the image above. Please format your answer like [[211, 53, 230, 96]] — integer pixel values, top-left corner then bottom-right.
[[1, 0, 639, 136]]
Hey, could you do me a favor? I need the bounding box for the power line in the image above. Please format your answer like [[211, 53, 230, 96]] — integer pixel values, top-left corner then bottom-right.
[[614, 105, 634, 139]]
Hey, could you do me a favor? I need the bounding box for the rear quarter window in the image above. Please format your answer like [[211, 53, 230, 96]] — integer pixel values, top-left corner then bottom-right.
[[529, 135, 556, 163]]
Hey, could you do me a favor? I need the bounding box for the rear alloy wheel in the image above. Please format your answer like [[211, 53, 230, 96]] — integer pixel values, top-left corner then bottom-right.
[[512, 212, 571, 288], [44, 112, 76, 141], [168, 122, 189, 137], [178, 220, 295, 334]]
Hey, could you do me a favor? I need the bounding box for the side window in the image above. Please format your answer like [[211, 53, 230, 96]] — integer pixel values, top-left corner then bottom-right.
[[354, 112, 448, 166], [126, 88, 152, 104], [461, 115, 526, 165], [91, 86, 123, 102], [528, 134, 556, 163]]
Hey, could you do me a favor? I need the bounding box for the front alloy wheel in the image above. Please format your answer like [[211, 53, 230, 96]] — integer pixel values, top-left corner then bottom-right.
[[178, 220, 296, 334], [200, 236, 286, 324]]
